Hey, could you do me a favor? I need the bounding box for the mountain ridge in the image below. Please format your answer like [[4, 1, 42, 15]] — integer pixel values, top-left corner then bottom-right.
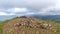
[[0, 15, 60, 21]]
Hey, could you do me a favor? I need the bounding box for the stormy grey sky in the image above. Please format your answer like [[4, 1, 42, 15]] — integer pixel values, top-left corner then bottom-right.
[[0, 0, 60, 16]]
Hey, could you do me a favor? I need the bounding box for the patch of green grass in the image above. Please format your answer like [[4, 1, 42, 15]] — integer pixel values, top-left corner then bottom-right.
[[0, 20, 9, 34], [0, 23, 3, 34]]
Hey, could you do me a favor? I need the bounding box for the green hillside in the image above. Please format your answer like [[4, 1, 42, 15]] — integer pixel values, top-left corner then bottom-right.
[[0, 18, 60, 34], [0, 20, 9, 34]]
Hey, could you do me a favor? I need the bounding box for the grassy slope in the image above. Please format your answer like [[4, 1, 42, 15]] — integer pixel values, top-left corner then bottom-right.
[[0, 19, 60, 34], [0, 20, 9, 34]]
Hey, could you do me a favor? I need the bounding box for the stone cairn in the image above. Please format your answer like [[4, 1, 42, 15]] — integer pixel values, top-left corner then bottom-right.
[[3, 17, 56, 34]]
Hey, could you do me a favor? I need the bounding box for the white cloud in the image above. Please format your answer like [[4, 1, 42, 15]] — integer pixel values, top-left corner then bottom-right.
[[0, 12, 7, 15], [0, 0, 60, 15], [13, 0, 60, 15], [25, 12, 35, 15], [1, 0, 60, 21], [0, 12, 15, 15], [7, 8, 28, 13], [8, 13, 15, 15]]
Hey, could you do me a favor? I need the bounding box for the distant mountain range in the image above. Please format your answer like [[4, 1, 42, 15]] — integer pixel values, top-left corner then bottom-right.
[[0, 15, 60, 21], [31, 15, 60, 21], [0, 16, 16, 21]]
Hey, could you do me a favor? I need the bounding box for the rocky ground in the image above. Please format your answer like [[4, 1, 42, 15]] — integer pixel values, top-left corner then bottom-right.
[[3, 17, 56, 34]]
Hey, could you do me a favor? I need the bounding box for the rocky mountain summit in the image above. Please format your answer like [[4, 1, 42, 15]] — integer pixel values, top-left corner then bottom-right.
[[3, 17, 56, 34]]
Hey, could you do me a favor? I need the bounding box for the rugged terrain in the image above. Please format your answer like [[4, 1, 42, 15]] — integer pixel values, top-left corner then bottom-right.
[[2, 17, 57, 34]]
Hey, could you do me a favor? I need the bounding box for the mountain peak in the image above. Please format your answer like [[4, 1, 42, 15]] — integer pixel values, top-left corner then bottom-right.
[[3, 18, 56, 34]]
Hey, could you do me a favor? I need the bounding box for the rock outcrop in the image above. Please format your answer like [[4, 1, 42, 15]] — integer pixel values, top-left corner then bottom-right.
[[3, 18, 56, 34]]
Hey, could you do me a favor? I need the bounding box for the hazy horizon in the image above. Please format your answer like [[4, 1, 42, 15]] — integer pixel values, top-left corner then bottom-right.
[[0, 0, 60, 21]]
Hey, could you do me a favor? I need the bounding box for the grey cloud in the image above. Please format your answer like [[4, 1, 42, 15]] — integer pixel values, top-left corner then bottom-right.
[[0, 0, 59, 15], [0, 0, 55, 8]]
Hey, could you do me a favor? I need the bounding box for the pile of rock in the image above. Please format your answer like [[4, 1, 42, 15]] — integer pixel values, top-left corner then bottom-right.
[[3, 18, 56, 34]]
